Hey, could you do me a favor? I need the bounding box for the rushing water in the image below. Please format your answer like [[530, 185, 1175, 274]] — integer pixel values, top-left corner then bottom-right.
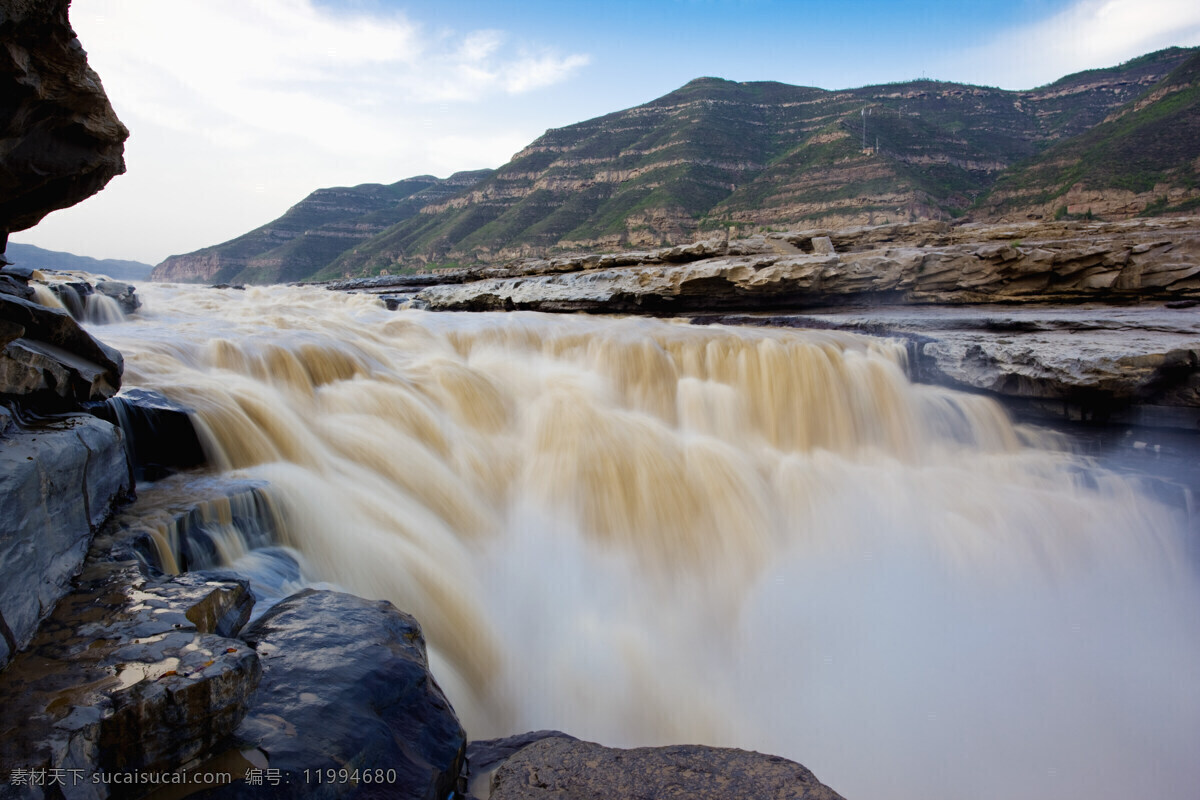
[[89, 283, 1199, 800]]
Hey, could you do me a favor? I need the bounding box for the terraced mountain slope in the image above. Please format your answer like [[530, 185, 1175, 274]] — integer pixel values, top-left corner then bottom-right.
[[978, 50, 1200, 220], [155, 47, 1197, 282]]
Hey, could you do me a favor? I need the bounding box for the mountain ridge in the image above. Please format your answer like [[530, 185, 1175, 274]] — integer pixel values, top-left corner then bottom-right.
[[5, 242, 153, 281], [153, 46, 1200, 284]]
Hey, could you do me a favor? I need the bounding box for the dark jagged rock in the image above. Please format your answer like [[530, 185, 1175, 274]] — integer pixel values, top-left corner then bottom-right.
[[95, 279, 140, 315], [86, 387, 205, 481], [202, 589, 466, 800], [487, 738, 846, 800], [0, 0, 128, 239], [0, 561, 260, 798], [0, 291, 122, 407], [0, 413, 131, 668]]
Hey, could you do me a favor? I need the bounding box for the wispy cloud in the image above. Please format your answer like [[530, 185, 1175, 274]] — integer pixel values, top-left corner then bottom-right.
[[36, 1, 589, 262], [942, 0, 1200, 89], [76, 0, 590, 155]]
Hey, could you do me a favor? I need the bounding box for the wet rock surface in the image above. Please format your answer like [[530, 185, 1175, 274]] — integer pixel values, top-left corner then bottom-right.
[[0, 290, 124, 408], [0, 560, 259, 798], [0, 0, 128, 238], [487, 738, 846, 800], [0, 413, 131, 668], [202, 589, 466, 799], [85, 388, 205, 481]]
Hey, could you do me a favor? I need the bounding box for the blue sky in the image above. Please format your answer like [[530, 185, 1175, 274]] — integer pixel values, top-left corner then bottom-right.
[[14, 0, 1200, 264]]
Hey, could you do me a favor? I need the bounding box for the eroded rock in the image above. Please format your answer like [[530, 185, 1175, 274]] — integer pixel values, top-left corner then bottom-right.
[[488, 738, 846, 800], [85, 388, 205, 481], [0, 292, 123, 407], [0, 561, 259, 798], [0, 0, 128, 238], [413, 218, 1200, 313]]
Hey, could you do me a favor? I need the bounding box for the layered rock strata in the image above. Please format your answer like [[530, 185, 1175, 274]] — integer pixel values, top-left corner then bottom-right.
[[413, 218, 1200, 312], [0, 561, 260, 799]]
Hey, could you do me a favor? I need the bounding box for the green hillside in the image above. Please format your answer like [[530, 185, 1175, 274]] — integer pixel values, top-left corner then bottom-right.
[[155, 47, 1200, 283], [979, 50, 1200, 218]]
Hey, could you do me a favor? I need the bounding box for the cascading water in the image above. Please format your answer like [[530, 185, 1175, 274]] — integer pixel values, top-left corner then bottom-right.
[[100, 283, 1200, 800]]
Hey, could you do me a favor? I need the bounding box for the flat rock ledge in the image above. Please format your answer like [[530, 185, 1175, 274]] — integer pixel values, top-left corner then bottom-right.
[[405, 218, 1200, 313], [486, 737, 846, 800]]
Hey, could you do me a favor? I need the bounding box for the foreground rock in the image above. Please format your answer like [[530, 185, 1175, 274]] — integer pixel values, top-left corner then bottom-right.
[[412, 218, 1200, 312], [1, 290, 124, 408], [0, 0, 128, 240], [0, 413, 131, 668], [0, 561, 259, 798], [85, 388, 206, 481], [200, 589, 466, 799], [487, 737, 845, 800]]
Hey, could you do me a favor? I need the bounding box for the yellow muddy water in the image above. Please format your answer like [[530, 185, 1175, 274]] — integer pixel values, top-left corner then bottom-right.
[[98, 284, 1200, 800]]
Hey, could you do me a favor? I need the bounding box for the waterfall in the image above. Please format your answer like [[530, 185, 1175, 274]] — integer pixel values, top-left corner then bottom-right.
[[100, 284, 1200, 800], [86, 291, 126, 324]]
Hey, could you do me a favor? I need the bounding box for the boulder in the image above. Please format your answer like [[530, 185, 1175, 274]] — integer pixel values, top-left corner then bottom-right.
[[95, 279, 140, 315], [0, 561, 260, 798], [487, 738, 846, 800], [200, 589, 466, 800], [86, 387, 206, 481], [0, 413, 131, 668], [0, 0, 128, 237]]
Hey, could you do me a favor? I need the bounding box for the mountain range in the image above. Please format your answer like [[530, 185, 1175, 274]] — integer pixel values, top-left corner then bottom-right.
[[6, 242, 154, 281], [153, 47, 1200, 284]]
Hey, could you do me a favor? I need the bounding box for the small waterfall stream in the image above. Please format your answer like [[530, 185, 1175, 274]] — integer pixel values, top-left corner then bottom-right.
[[96, 284, 1200, 800]]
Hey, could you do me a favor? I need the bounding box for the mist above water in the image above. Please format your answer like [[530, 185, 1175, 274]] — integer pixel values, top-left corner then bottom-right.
[[100, 284, 1200, 800]]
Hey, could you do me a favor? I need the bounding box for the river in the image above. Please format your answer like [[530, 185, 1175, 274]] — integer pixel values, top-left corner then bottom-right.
[[92, 283, 1200, 800]]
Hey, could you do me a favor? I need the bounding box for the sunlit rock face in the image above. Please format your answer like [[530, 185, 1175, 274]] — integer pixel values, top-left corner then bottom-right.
[[0, 0, 127, 240]]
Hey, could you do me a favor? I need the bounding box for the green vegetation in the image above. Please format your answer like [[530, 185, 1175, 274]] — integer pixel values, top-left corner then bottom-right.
[[159, 47, 1200, 284]]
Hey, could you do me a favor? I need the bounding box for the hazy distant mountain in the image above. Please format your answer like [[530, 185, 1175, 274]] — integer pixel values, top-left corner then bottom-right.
[[5, 242, 154, 281], [152, 171, 493, 284], [156, 46, 1200, 284]]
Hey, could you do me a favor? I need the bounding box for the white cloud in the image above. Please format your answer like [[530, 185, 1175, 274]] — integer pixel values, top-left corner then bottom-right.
[[17, 1, 591, 263], [74, 0, 590, 155], [943, 0, 1200, 89]]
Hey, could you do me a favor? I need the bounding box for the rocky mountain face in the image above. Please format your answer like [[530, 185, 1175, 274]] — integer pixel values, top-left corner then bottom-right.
[[151, 170, 493, 284], [156, 47, 1200, 284], [981, 50, 1200, 221]]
